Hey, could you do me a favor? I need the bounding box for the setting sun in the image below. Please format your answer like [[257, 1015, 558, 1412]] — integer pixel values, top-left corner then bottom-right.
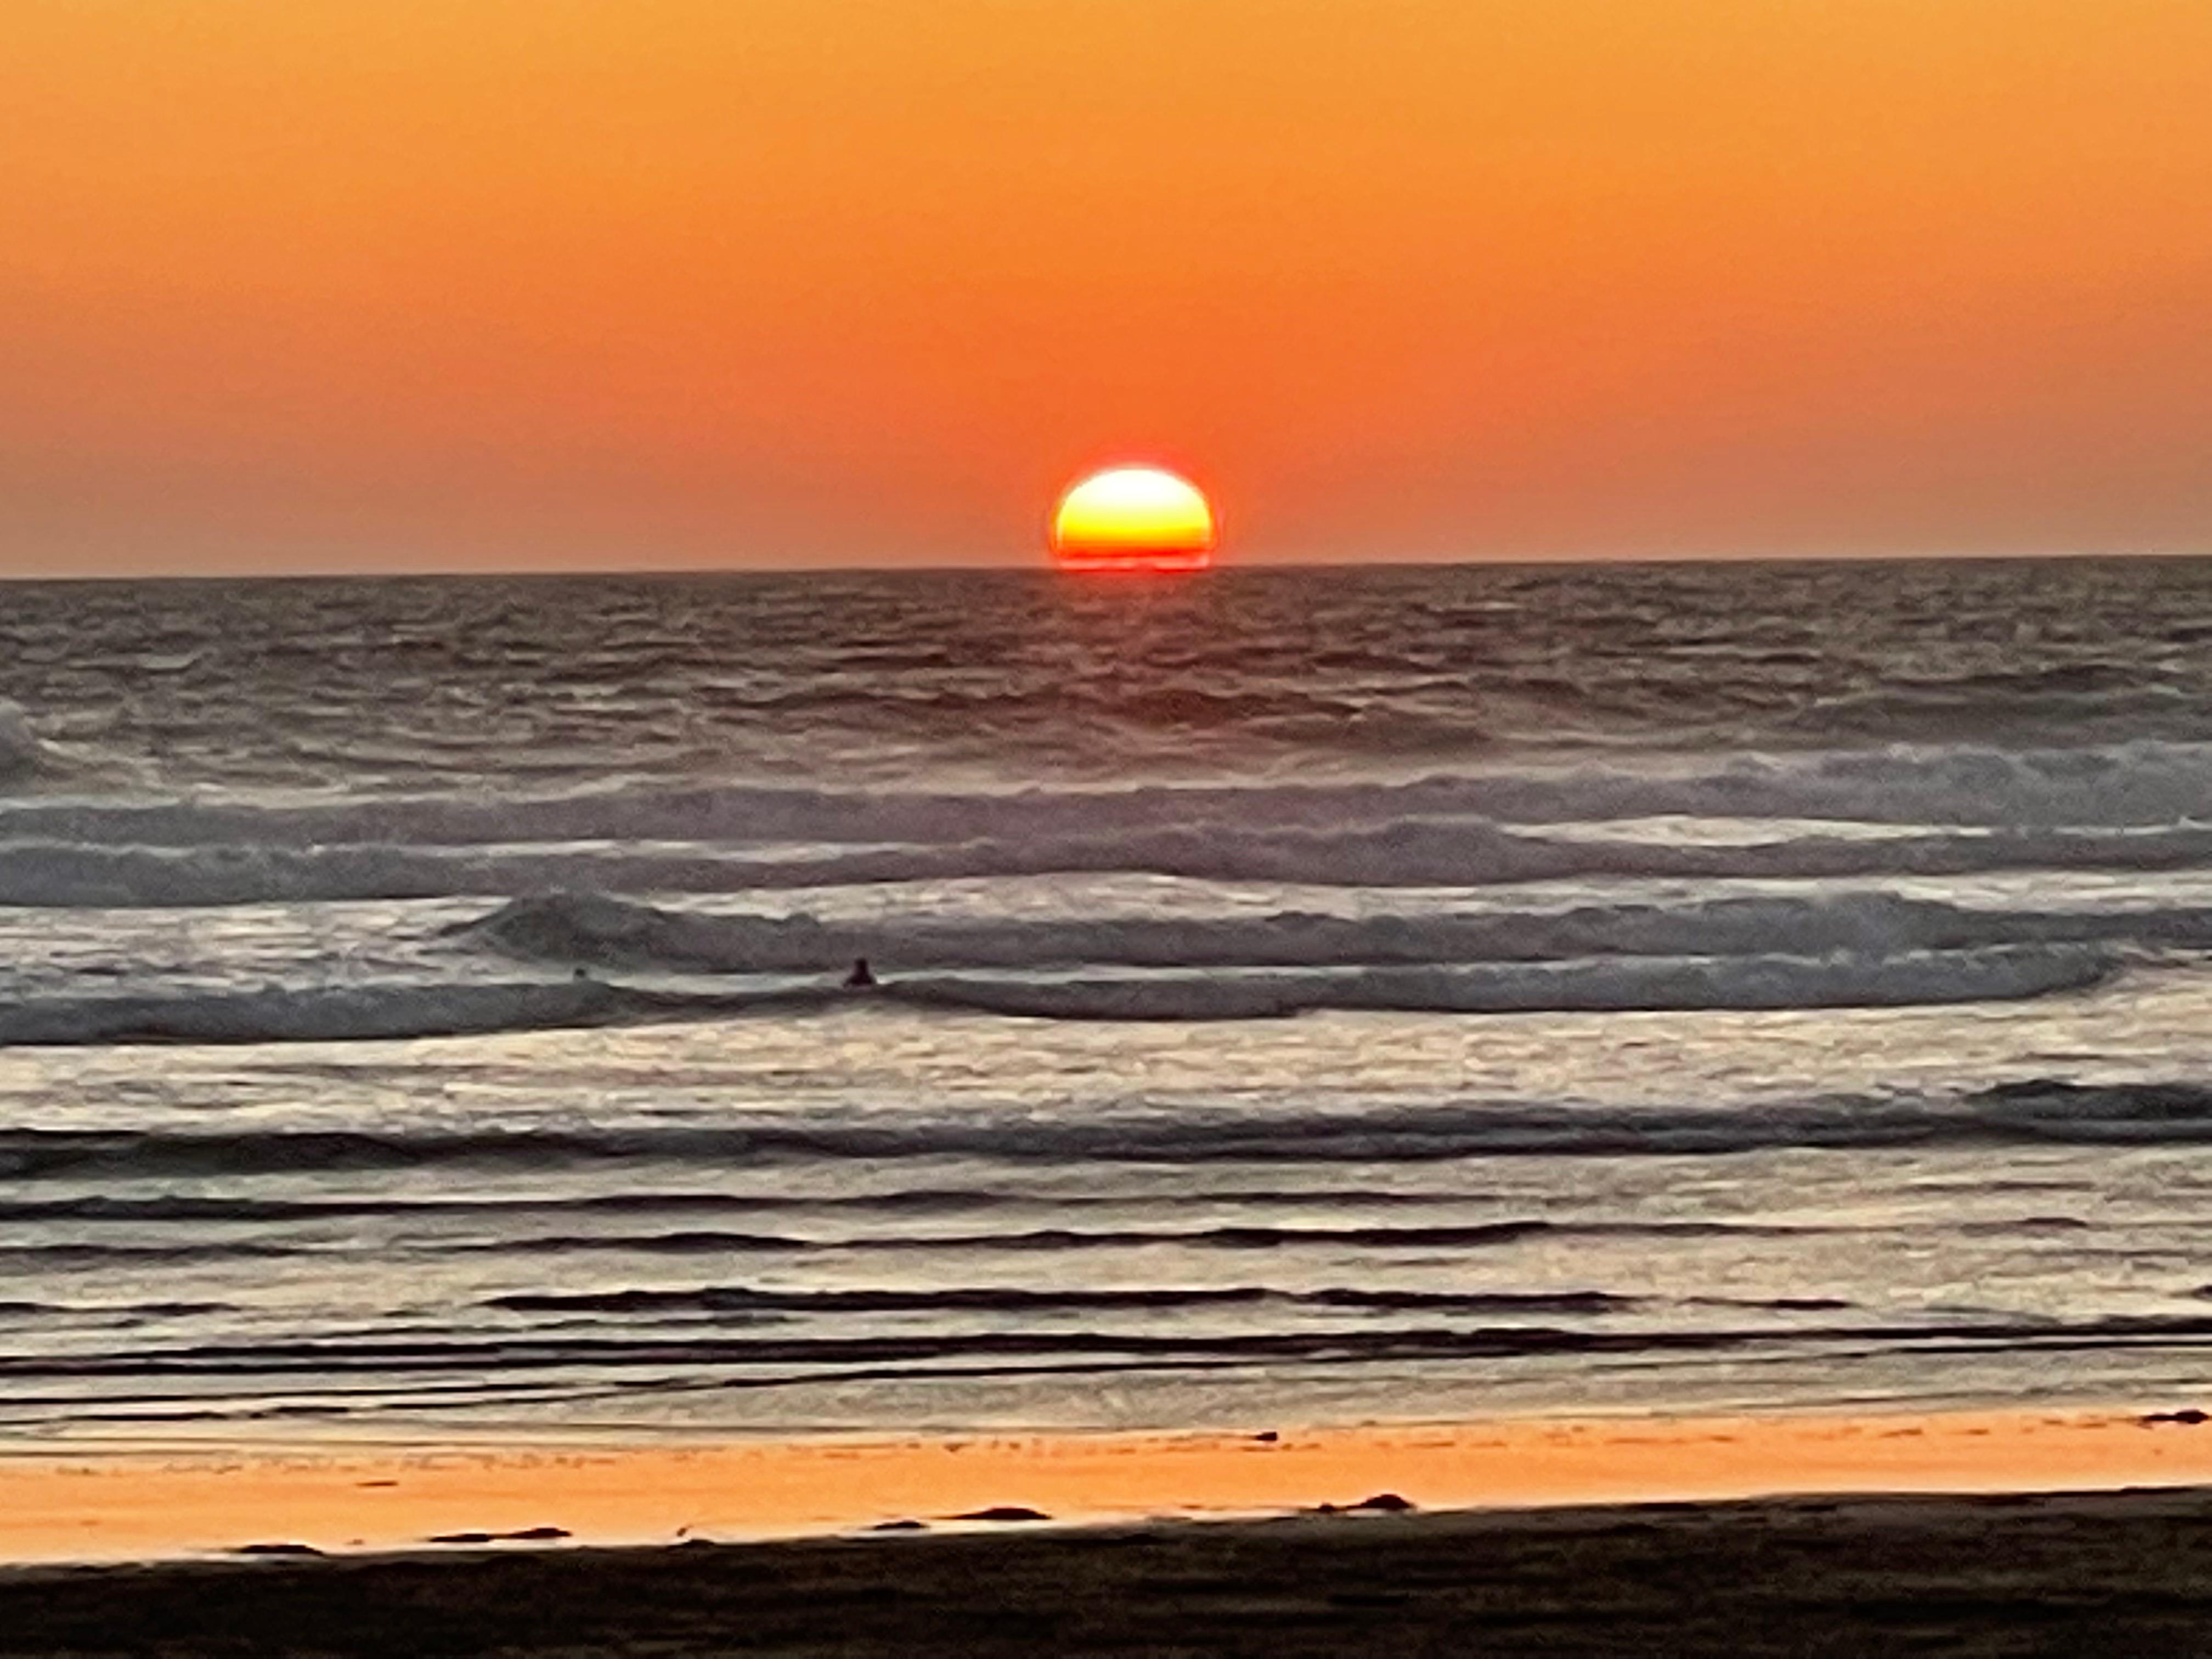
[[1050, 467, 1216, 571]]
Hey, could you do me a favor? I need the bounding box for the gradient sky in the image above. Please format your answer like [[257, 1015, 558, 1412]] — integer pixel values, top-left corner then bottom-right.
[[5, 1, 2210, 573]]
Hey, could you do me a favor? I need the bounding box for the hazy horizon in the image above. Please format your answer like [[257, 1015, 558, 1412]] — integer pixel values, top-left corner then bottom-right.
[[5, 545, 2208, 587]]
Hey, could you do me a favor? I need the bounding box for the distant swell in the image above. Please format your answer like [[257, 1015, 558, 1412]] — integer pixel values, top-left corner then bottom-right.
[[11, 1311, 2212, 1389], [6, 1081, 2212, 1177], [8, 737, 2212, 860], [479, 1220, 1567, 1255], [482, 1285, 1638, 1317], [0, 1220, 1857, 1268], [870, 951, 2113, 1020]]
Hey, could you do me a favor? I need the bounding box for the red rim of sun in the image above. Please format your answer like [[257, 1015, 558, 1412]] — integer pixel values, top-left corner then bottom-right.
[[1050, 466, 1217, 572]]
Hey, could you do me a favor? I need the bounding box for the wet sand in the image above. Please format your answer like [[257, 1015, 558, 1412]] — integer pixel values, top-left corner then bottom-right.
[[10, 1405, 2212, 1565], [12, 1408, 2212, 1653], [9, 1485, 2212, 1656]]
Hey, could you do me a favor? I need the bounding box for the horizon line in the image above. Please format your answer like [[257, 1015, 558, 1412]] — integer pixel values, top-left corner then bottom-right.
[[0, 546, 2204, 586]]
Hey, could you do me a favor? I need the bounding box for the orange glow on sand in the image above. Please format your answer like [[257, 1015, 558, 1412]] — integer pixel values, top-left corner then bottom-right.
[[1051, 467, 1216, 571], [10, 1407, 2212, 1566]]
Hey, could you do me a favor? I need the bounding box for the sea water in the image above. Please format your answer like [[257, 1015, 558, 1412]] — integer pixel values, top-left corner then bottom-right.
[[6, 558, 2212, 1444]]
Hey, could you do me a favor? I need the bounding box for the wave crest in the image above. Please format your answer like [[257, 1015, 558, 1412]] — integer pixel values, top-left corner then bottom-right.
[[468, 888, 2168, 973]]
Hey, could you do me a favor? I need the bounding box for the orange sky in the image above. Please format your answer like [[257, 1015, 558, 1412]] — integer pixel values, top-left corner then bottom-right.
[[4, 1, 2210, 573]]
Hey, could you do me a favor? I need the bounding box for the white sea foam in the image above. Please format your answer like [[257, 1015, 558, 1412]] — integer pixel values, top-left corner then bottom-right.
[[9, 764, 2212, 909], [8, 739, 2212, 851], [0, 702, 63, 787]]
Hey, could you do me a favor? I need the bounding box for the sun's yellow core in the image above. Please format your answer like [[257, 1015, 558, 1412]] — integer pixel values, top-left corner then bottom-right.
[[1050, 467, 1216, 569]]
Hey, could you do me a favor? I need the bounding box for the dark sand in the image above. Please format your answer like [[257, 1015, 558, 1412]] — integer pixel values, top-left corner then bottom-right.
[[8, 1487, 2212, 1656]]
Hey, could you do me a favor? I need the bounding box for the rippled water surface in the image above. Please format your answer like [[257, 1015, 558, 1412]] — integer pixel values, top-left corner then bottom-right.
[[5, 558, 2212, 1443]]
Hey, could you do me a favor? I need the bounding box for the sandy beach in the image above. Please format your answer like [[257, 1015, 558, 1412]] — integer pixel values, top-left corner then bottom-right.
[[10, 1482, 2212, 1656], [8, 1407, 2212, 1652], [13, 1406, 2212, 1564]]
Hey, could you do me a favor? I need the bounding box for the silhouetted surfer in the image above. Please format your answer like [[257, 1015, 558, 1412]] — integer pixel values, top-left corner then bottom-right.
[[843, 957, 878, 989]]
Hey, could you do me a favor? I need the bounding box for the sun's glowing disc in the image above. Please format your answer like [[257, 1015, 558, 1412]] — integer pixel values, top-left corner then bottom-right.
[[1050, 466, 1216, 571]]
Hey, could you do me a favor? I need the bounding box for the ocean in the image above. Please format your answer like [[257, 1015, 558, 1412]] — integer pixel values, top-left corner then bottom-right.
[[7, 556, 2212, 1448]]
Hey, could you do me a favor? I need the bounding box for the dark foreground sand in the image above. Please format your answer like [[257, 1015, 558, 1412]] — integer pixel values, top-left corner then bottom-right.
[[8, 1487, 2212, 1657]]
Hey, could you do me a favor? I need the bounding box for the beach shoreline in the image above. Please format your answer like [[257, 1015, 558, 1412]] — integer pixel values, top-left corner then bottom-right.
[[11, 1401, 2212, 1568], [9, 1481, 2212, 1656]]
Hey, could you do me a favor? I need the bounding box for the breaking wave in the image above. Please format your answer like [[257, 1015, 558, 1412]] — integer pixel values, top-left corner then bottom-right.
[[471, 888, 2195, 972], [8, 740, 2212, 912], [0, 948, 2117, 1045], [0, 701, 67, 788], [8, 741, 2212, 841], [451, 886, 2143, 1023], [0, 877, 2174, 1046]]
